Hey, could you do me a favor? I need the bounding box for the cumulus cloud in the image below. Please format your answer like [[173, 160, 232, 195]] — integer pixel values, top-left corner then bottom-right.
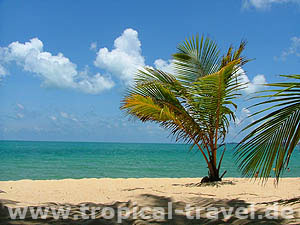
[[237, 68, 267, 94], [94, 28, 145, 85], [154, 59, 174, 73], [242, 0, 300, 9], [275, 36, 300, 60], [0, 38, 114, 94], [0, 29, 177, 91]]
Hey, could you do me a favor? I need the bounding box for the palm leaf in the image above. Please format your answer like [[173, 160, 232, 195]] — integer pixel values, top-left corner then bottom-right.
[[235, 74, 300, 182], [173, 35, 221, 82]]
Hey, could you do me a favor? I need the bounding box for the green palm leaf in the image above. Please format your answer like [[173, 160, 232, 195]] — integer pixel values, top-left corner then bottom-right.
[[173, 35, 220, 82], [235, 74, 300, 182]]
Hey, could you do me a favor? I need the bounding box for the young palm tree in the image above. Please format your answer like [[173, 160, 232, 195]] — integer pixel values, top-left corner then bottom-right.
[[121, 35, 248, 182], [236, 74, 300, 182]]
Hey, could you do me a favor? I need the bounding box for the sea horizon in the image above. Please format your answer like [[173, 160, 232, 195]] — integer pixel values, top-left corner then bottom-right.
[[0, 139, 242, 145], [1, 140, 299, 181]]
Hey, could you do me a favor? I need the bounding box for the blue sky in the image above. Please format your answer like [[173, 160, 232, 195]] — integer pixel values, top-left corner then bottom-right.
[[0, 0, 299, 143]]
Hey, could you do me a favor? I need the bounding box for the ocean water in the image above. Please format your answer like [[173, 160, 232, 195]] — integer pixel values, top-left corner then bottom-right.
[[0, 141, 299, 181]]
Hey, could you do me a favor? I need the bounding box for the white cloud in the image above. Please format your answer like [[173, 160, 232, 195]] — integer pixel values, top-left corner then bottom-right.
[[94, 28, 145, 85], [242, 0, 300, 9], [0, 38, 114, 94], [276, 36, 300, 60], [238, 68, 267, 94], [16, 103, 24, 110], [75, 66, 114, 94], [154, 59, 174, 73], [0, 65, 7, 79], [0, 29, 174, 91], [90, 42, 97, 51]]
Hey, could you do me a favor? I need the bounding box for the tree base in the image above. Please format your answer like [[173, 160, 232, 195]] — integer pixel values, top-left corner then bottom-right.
[[200, 176, 222, 183]]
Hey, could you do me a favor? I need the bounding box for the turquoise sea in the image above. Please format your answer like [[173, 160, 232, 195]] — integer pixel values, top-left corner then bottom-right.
[[0, 140, 299, 181]]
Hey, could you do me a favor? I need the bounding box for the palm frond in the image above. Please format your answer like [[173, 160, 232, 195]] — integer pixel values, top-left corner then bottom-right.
[[235, 74, 300, 182], [173, 35, 221, 82]]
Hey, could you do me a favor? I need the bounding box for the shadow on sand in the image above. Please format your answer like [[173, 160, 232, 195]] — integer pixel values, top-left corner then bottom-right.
[[0, 194, 299, 225]]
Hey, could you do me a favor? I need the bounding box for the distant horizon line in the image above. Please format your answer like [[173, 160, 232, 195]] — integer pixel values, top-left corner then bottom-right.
[[0, 139, 239, 145]]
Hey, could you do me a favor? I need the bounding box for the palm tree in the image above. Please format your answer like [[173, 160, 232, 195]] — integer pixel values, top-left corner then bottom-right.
[[235, 74, 300, 182], [121, 35, 248, 182]]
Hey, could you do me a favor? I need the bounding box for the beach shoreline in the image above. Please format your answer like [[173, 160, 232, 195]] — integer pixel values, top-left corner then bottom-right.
[[0, 178, 299, 224]]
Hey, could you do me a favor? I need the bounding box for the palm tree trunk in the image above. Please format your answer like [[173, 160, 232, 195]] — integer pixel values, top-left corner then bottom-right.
[[202, 148, 221, 183], [208, 160, 221, 181]]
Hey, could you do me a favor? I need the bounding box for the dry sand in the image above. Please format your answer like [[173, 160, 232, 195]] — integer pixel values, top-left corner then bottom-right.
[[0, 178, 299, 224]]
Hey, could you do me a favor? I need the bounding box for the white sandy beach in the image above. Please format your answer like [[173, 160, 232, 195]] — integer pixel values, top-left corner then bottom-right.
[[0, 178, 299, 206], [0, 178, 299, 224]]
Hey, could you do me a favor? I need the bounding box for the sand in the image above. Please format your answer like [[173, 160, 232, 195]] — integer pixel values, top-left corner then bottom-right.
[[0, 178, 299, 224]]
